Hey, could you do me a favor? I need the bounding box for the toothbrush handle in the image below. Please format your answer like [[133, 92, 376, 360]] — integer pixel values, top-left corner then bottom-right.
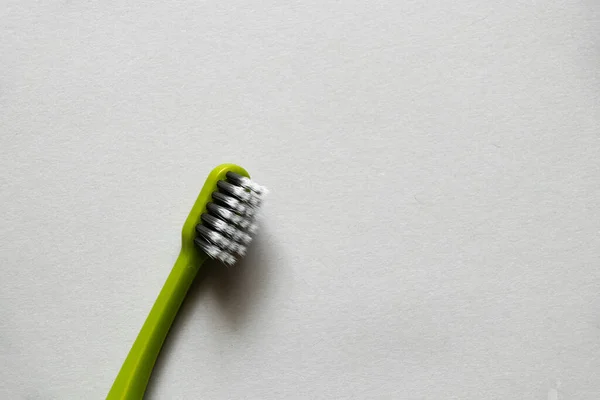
[[107, 253, 206, 400]]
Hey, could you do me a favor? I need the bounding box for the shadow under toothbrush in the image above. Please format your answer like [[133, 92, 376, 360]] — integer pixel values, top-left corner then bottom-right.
[[210, 233, 271, 327], [144, 227, 273, 398]]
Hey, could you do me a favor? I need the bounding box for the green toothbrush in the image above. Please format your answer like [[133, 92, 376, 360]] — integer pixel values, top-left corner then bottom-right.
[[107, 163, 267, 399]]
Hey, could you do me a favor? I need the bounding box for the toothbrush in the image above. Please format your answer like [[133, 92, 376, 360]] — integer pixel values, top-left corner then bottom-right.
[[107, 163, 267, 400]]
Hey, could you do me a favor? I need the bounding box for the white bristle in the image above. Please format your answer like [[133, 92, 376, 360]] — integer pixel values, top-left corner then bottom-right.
[[214, 205, 233, 220], [222, 222, 238, 237], [237, 189, 252, 202], [230, 213, 250, 227], [196, 173, 267, 266], [253, 184, 269, 195], [230, 243, 247, 256], [234, 216, 251, 229], [223, 183, 251, 202], [197, 239, 237, 266], [220, 253, 237, 266], [233, 175, 268, 197], [201, 242, 223, 259], [247, 223, 258, 234], [248, 195, 261, 207], [225, 197, 238, 208], [211, 203, 253, 228], [216, 194, 245, 214], [205, 229, 234, 249], [230, 229, 250, 244]]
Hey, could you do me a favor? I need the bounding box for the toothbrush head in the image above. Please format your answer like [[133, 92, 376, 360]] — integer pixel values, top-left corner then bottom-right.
[[180, 164, 267, 266]]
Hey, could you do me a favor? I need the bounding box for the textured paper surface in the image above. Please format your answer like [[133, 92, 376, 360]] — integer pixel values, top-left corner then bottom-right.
[[1, 1, 600, 399]]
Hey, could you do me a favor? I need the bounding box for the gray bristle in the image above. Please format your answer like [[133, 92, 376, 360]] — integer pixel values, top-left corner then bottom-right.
[[195, 173, 267, 265]]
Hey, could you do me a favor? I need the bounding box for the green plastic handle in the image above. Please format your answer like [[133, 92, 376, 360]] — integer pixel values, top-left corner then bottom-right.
[[107, 164, 249, 400]]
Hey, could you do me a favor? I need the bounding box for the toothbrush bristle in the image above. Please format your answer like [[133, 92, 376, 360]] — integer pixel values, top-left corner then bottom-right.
[[195, 172, 267, 265]]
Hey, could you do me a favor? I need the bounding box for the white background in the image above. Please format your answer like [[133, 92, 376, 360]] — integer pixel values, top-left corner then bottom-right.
[[1, 1, 599, 399]]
